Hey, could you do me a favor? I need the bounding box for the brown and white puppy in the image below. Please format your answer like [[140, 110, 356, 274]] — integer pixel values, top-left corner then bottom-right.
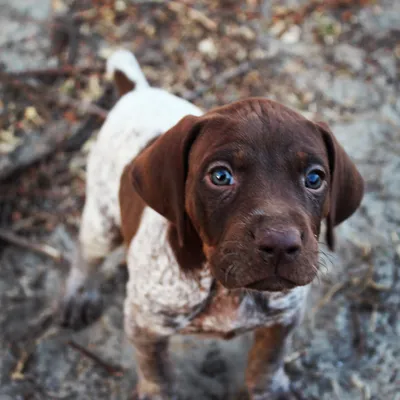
[[60, 50, 364, 400]]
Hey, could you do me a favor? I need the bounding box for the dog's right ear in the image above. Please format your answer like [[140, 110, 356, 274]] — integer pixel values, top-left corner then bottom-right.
[[317, 122, 364, 251], [131, 115, 205, 247]]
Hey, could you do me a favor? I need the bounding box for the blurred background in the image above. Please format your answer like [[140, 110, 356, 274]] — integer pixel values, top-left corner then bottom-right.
[[0, 0, 399, 399]]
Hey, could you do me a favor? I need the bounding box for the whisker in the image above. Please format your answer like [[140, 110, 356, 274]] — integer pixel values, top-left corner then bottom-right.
[[224, 263, 239, 284]]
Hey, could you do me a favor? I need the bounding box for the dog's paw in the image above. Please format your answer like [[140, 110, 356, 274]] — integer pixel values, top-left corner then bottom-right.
[[59, 274, 103, 330]]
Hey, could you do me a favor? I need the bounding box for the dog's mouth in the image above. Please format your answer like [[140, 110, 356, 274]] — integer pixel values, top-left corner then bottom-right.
[[245, 276, 298, 291]]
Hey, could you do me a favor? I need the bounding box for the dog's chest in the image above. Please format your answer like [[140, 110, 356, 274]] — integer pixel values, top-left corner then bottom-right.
[[126, 207, 308, 337], [182, 283, 308, 338]]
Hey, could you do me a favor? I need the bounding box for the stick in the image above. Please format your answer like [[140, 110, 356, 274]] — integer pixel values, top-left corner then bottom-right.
[[168, 2, 217, 31], [0, 71, 108, 120], [311, 280, 347, 315], [9, 65, 105, 79], [0, 228, 67, 263], [100, 245, 126, 278], [57, 93, 108, 119], [11, 350, 31, 380], [67, 340, 124, 376], [63, 83, 114, 151]]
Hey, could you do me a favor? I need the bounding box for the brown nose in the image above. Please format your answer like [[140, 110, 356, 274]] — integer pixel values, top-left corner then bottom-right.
[[254, 227, 302, 263]]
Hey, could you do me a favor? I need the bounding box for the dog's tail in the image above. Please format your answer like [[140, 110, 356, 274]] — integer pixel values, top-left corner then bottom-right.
[[106, 49, 149, 97]]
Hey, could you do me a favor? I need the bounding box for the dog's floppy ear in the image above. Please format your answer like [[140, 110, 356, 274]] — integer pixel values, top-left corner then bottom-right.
[[131, 115, 204, 247], [317, 122, 364, 251]]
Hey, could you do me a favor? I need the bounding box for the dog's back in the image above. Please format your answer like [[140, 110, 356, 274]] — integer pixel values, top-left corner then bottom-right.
[[85, 50, 202, 230]]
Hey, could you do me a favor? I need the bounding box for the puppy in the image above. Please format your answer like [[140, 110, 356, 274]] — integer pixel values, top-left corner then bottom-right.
[[60, 50, 364, 400]]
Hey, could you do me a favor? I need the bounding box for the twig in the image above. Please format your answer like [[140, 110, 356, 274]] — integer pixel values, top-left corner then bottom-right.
[[184, 60, 254, 101], [10, 349, 34, 381], [67, 340, 124, 376], [100, 245, 126, 278], [0, 228, 68, 263], [168, 2, 217, 31], [9, 65, 105, 79], [311, 280, 347, 315], [57, 93, 108, 119], [12, 212, 58, 232], [271, 0, 372, 27], [0, 71, 109, 120], [0, 71, 52, 119], [350, 305, 365, 354], [64, 83, 114, 151], [0, 121, 69, 181], [284, 349, 307, 364], [50, 15, 80, 64], [351, 373, 371, 400]]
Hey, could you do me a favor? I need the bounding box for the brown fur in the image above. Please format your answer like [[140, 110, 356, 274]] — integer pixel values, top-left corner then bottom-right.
[[114, 70, 135, 97], [119, 136, 161, 246], [130, 98, 364, 290], [119, 161, 146, 246]]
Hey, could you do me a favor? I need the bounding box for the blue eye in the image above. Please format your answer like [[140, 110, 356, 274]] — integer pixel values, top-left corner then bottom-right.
[[305, 170, 324, 190], [210, 167, 234, 186]]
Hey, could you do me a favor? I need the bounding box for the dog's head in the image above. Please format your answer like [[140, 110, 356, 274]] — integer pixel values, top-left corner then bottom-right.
[[131, 99, 364, 291]]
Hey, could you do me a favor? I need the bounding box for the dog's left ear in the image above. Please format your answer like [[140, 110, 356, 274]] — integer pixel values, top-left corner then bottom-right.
[[131, 115, 205, 247], [316, 122, 364, 251]]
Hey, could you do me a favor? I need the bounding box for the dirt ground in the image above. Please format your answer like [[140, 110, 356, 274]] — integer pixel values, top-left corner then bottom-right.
[[0, 0, 399, 399]]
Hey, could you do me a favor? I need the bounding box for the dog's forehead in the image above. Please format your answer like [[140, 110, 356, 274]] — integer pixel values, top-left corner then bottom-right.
[[193, 99, 327, 159]]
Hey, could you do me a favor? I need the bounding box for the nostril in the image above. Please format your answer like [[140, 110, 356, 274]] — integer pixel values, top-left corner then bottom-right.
[[260, 246, 275, 254], [286, 245, 300, 255]]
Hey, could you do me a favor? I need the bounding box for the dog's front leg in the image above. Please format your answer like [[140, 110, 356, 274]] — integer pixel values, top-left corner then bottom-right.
[[130, 328, 176, 400], [246, 323, 301, 400]]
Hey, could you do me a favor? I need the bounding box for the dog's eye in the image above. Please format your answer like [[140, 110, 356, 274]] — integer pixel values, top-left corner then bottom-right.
[[210, 167, 234, 186], [305, 169, 324, 190]]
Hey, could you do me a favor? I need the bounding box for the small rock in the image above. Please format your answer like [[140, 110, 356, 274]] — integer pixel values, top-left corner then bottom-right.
[[115, 0, 127, 11], [372, 48, 397, 79], [281, 25, 301, 44], [234, 47, 247, 61], [250, 48, 268, 60], [198, 38, 218, 60], [325, 77, 381, 110], [334, 44, 366, 72], [270, 21, 285, 36], [226, 25, 256, 41]]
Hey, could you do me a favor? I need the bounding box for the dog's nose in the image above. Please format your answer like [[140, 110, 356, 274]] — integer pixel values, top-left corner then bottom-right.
[[255, 227, 302, 263]]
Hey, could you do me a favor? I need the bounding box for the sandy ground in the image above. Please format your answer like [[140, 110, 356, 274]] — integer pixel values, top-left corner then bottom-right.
[[0, 1, 399, 399]]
